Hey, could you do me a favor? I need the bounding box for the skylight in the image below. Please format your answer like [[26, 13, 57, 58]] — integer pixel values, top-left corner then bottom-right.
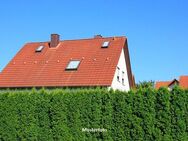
[[101, 41, 110, 48], [66, 60, 80, 70], [35, 45, 44, 52]]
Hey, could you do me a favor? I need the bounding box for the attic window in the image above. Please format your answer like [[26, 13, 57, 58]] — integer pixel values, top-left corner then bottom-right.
[[66, 60, 80, 70], [122, 71, 125, 85], [35, 45, 44, 52], [101, 41, 110, 48], [117, 67, 120, 81]]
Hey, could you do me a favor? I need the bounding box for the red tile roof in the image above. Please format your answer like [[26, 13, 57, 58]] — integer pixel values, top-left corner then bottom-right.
[[155, 81, 172, 89], [179, 76, 188, 89], [0, 36, 134, 88]]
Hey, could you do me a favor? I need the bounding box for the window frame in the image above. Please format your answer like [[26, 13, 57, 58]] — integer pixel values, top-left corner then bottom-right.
[[122, 71, 125, 85], [117, 67, 120, 81], [101, 41, 110, 48], [65, 60, 81, 71], [35, 45, 44, 52]]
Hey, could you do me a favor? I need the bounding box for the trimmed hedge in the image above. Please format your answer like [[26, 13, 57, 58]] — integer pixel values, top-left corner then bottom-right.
[[0, 87, 188, 141]]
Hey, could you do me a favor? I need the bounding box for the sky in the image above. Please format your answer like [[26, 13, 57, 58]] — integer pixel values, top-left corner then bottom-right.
[[0, 0, 188, 83]]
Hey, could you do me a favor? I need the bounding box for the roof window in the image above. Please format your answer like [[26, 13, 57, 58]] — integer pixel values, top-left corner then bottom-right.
[[101, 41, 110, 48], [117, 67, 120, 81], [66, 60, 80, 70], [35, 45, 44, 52]]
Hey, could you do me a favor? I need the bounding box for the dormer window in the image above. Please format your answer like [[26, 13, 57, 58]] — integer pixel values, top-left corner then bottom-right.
[[66, 60, 80, 70], [101, 41, 110, 48], [35, 45, 44, 52]]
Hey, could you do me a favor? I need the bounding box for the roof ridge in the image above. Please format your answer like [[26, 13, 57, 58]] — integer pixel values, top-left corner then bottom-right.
[[63, 36, 126, 41], [26, 36, 127, 44]]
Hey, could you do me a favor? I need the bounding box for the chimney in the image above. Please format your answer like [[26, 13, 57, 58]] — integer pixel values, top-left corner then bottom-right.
[[50, 34, 60, 47], [94, 34, 102, 38]]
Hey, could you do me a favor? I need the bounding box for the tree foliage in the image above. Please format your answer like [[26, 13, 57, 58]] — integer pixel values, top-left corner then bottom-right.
[[136, 80, 155, 89]]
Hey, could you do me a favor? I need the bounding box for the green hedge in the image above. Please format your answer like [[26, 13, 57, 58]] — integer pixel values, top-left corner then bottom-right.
[[0, 87, 188, 141]]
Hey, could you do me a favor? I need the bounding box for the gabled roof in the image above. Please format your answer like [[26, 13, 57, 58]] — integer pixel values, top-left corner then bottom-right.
[[0, 36, 134, 88], [179, 76, 188, 89], [155, 76, 188, 89], [155, 79, 179, 89], [168, 79, 179, 87]]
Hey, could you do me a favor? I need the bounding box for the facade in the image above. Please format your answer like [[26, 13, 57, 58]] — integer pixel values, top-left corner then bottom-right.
[[0, 34, 135, 91], [155, 76, 188, 90]]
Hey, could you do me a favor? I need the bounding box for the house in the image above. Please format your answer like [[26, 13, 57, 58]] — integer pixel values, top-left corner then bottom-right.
[[0, 34, 135, 91], [155, 76, 188, 90]]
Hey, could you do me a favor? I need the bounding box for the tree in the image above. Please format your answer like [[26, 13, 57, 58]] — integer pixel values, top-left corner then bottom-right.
[[136, 81, 155, 89]]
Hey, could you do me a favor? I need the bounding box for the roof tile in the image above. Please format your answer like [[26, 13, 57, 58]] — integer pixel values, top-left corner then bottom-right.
[[179, 76, 188, 89]]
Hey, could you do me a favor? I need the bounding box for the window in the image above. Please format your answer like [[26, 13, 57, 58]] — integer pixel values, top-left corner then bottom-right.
[[101, 41, 110, 48], [117, 67, 120, 81], [35, 45, 44, 52], [122, 71, 125, 85], [66, 60, 80, 70]]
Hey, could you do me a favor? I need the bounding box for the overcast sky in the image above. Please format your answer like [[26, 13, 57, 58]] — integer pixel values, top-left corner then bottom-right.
[[0, 0, 188, 82]]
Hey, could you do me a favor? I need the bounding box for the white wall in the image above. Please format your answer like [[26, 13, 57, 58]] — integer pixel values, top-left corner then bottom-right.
[[110, 49, 130, 91]]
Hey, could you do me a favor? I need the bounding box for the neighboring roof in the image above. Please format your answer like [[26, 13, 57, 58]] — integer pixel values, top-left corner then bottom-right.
[[155, 76, 188, 89], [179, 76, 188, 89], [155, 81, 172, 89], [0, 36, 134, 88]]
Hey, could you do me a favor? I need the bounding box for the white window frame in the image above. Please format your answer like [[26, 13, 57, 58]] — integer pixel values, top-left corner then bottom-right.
[[35, 45, 44, 52], [66, 60, 80, 70], [122, 71, 125, 85], [117, 67, 120, 81], [101, 41, 110, 48]]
